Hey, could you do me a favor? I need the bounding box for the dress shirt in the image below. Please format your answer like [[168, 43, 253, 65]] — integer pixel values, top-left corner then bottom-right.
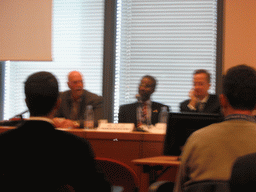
[[70, 97, 82, 120], [142, 100, 152, 124], [187, 95, 209, 111]]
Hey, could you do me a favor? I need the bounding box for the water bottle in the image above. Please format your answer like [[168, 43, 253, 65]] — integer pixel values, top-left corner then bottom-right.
[[158, 106, 168, 124], [84, 105, 94, 129]]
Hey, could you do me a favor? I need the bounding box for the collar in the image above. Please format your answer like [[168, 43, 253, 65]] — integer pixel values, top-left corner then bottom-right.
[[67, 90, 83, 102], [71, 95, 82, 103], [225, 114, 256, 123], [143, 100, 152, 106], [28, 117, 56, 126]]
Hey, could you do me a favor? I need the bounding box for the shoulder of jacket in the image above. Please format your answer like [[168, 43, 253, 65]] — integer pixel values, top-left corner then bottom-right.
[[180, 99, 190, 105], [60, 90, 71, 97], [120, 102, 137, 108], [83, 89, 102, 98]]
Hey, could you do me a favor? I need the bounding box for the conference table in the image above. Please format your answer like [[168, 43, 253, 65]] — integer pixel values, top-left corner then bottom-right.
[[0, 126, 165, 178]]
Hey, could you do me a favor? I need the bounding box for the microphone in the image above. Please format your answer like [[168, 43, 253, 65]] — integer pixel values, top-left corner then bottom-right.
[[10, 110, 29, 120]]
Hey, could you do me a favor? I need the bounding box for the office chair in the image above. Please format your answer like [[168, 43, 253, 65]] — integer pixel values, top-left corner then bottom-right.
[[230, 152, 256, 192], [95, 157, 139, 192]]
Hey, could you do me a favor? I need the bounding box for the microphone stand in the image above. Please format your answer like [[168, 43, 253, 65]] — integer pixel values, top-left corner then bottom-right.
[[10, 110, 28, 120]]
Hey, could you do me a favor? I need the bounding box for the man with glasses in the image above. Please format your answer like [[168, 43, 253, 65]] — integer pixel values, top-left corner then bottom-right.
[[180, 69, 221, 114]]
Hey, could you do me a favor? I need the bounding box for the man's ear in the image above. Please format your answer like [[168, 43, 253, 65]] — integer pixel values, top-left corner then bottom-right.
[[219, 94, 228, 108]]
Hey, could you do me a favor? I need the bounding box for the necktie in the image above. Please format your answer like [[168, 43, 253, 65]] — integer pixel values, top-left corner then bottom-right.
[[142, 102, 147, 124], [198, 102, 205, 112]]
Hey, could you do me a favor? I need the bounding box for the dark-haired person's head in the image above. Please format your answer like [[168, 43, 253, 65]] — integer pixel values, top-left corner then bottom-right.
[[193, 69, 211, 100], [25, 71, 59, 117], [194, 69, 211, 83], [139, 75, 157, 102], [223, 65, 256, 110]]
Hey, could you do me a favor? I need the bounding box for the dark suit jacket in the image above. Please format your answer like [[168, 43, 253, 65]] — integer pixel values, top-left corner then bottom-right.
[[55, 90, 104, 127], [118, 101, 170, 128], [230, 152, 256, 192], [180, 94, 221, 114], [0, 120, 110, 192]]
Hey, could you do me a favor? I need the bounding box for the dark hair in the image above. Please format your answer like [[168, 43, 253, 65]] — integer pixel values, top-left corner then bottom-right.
[[25, 71, 59, 116], [194, 69, 211, 83], [223, 65, 256, 110], [142, 75, 157, 90]]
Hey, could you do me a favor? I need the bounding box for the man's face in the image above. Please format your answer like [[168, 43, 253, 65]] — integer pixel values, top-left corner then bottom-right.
[[138, 77, 155, 102], [68, 72, 84, 99], [193, 73, 210, 100]]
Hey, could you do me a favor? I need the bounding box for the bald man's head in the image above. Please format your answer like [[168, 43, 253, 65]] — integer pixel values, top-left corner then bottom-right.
[[67, 71, 84, 100]]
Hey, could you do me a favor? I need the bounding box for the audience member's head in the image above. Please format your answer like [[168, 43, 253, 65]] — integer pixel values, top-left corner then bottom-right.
[[67, 71, 84, 100], [139, 75, 157, 102], [192, 69, 211, 100], [25, 71, 59, 117], [222, 64, 256, 111]]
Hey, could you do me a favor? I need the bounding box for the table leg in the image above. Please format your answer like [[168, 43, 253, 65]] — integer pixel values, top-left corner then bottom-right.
[[138, 166, 150, 192]]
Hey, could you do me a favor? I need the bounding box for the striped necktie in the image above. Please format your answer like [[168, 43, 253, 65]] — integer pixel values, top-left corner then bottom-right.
[[142, 102, 147, 124], [198, 102, 205, 112]]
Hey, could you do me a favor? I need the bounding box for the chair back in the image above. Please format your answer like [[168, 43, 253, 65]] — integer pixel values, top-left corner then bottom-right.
[[184, 180, 230, 192], [229, 152, 256, 192], [95, 157, 139, 192]]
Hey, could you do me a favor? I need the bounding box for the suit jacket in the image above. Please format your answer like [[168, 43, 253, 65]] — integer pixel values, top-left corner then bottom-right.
[[118, 101, 170, 128], [0, 120, 110, 191], [179, 94, 221, 114], [230, 152, 256, 192], [55, 90, 104, 127]]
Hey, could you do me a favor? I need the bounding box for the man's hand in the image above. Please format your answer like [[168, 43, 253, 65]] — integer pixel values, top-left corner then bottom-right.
[[53, 118, 80, 128], [188, 89, 199, 108]]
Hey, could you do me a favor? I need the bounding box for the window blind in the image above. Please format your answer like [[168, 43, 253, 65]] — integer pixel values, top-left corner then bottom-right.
[[114, 0, 218, 122], [4, 0, 105, 119]]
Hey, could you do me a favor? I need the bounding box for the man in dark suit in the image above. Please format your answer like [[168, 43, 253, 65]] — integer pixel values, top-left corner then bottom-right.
[[118, 75, 170, 128], [0, 72, 110, 191], [54, 71, 103, 128], [180, 69, 221, 114]]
